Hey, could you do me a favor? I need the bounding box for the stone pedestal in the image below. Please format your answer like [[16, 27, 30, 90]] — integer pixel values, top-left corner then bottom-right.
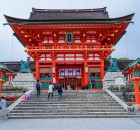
[[103, 72, 126, 90], [133, 104, 140, 112], [0, 108, 9, 119], [12, 73, 35, 90]]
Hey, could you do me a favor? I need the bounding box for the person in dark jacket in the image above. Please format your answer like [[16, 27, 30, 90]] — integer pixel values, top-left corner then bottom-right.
[[91, 78, 95, 89], [36, 79, 41, 97], [57, 83, 63, 99]]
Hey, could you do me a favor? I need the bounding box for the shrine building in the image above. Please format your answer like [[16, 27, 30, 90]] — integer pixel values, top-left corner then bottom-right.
[[123, 58, 140, 104], [0, 63, 13, 98], [4, 7, 134, 89]]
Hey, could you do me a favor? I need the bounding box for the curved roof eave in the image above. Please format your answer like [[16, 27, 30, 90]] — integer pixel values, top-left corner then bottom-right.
[[4, 13, 134, 24], [0, 63, 14, 73], [123, 58, 140, 71]]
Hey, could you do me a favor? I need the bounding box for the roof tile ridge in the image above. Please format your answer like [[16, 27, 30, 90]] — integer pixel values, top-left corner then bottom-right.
[[31, 7, 107, 13]]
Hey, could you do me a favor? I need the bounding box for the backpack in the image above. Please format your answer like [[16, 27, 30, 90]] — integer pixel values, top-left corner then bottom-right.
[[36, 82, 40, 88], [91, 80, 95, 85], [58, 85, 62, 92]]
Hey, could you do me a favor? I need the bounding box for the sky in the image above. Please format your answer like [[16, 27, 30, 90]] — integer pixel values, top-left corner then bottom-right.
[[0, 0, 140, 61]]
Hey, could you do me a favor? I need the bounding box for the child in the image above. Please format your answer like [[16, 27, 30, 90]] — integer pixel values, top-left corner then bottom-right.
[[22, 90, 29, 101]]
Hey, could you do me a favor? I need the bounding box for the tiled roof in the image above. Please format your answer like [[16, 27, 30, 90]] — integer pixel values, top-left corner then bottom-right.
[[0, 63, 14, 73], [123, 58, 140, 71], [29, 7, 109, 20], [4, 7, 134, 24], [1, 61, 35, 72]]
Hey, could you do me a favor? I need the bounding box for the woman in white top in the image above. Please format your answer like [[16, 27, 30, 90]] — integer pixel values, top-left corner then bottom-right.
[[67, 84, 71, 90], [53, 76, 56, 91], [48, 83, 54, 99]]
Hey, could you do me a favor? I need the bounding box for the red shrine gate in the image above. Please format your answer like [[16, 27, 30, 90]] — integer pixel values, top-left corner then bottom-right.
[[5, 8, 134, 89]]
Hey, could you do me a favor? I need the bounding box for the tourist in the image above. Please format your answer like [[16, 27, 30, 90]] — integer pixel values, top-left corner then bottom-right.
[[22, 90, 29, 101], [53, 76, 56, 91], [52, 76, 56, 90], [36, 79, 41, 97], [57, 83, 63, 99], [48, 83, 54, 99], [85, 84, 88, 89], [0, 96, 7, 109], [67, 84, 71, 90], [91, 78, 95, 89]]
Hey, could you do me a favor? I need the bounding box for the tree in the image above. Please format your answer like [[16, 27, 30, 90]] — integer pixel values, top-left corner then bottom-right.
[[118, 57, 129, 60]]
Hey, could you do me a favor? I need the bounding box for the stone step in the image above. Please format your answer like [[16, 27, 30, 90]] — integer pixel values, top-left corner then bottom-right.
[[32, 91, 107, 93], [30, 96, 112, 99], [34, 96, 111, 98], [8, 90, 133, 119], [31, 90, 107, 93], [31, 92, 110, 94], [19, 103, 119, 106], [32, 92, 109, 94], [20, 101, 118, 104], [14, 106, 123, 110], [30, 94, 111, 97], [20, 103, 118, 106], [27, 99, 115, 102], [8, 114, 138, 119], [8, 112, 130, 116], [10, 109, 125, 113], [31, 92, 108, 94]]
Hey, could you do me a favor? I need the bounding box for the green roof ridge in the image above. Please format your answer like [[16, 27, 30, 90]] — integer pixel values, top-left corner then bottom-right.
[[0, 63, 14, 73], [123, 58, 140, 71]]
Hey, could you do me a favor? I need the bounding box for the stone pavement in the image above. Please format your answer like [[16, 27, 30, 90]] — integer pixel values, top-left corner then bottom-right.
[[0, 118, 140, 130]]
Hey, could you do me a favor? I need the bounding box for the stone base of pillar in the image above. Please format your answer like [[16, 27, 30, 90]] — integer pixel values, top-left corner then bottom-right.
[[0, 108, 9, 119], [12, 73, 35, 90], [103, 72, 126, 90], [133, 104, 140, 114]]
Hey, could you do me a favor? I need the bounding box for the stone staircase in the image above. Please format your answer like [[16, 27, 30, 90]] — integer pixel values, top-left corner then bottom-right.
[[8, 90, 136, 119]]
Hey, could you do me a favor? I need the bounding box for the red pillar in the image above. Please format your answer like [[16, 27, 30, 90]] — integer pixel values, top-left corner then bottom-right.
[[101, 60, 105, 81], [128, 73, 131, 80], [8, 75, 13, 85], [35, 59, 40, 80], [52, 60, 56, 77], [134, 79, 140, 104], [11, 75, 13, 85], [56, 67, 59, 87], [84, 60, 88, 87], [52, 60, 57, 85], [0, 71, 2, 100], [0, 81, 2, 101], [82, 67, 85, 88]]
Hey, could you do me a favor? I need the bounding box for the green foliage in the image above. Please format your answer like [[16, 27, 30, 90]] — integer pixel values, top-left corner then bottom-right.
[[108, 85, 132, 91], [108, 85, 119, 91], [112, 58, 116, 60], [120, 85, 132, 91], [109, 57, 129, 60], [118, 57, 129, 60]]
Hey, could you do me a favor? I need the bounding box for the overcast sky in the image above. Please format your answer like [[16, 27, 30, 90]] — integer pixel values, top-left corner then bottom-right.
[[0, 0, 140, 61]]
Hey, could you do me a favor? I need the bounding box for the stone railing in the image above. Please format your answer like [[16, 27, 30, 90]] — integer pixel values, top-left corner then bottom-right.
[[0, 90, 33, 119], [105, 89, 129, 111], [8, 90, 33, 112], [0, 108, 9, 119]]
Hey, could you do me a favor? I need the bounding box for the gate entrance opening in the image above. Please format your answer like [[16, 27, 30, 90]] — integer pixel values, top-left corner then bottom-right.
[[58, 68, 82, 90]]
